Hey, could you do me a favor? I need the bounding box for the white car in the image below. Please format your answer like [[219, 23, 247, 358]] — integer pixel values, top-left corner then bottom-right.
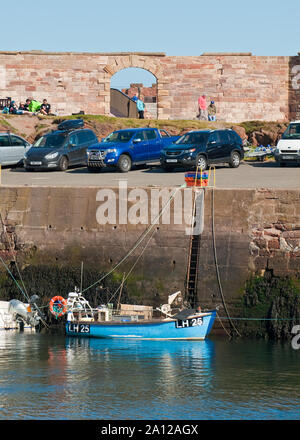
[[274, 121, 300, 166], [0, 132, 31, 166]]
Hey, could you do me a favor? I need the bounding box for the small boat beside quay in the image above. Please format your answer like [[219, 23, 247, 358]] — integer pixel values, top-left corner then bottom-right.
[[0, 298, 42, 332], [48, 177, 217, 341], [49, 291, 216, 340]]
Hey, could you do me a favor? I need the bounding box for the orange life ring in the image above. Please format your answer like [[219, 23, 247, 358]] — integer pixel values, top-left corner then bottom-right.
[[49, 295, 67, 318]]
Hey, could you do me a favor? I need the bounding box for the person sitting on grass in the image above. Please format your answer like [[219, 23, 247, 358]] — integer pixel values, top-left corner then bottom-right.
[[9, 101, 24, 115], [23, 98, 32, 112], [39, 99, 51, 115]]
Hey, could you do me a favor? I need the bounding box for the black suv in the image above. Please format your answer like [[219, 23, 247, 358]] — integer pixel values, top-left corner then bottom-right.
[[24, 119, 98, 171], [160, 129, 244, 171]]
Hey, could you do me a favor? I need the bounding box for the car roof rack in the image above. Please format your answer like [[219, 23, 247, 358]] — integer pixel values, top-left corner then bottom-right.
[[57, 119, 84, 131]]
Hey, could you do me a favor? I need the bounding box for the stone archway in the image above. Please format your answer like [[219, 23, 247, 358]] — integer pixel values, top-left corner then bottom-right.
[[103, 54, 164, 119]]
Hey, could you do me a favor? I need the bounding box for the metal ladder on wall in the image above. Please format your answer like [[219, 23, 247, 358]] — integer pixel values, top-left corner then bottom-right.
[[186, 230, 202, 307], [185, 166, 215, 308]]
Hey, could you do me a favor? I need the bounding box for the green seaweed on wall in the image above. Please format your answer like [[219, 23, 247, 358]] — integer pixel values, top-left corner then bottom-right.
[[238, 272, 300, 339]]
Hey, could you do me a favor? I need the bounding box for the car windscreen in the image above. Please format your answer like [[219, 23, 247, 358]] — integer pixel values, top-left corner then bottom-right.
[[175, 132, 209, 145], [103, 131, 134, 143], [282, 124, 300, 140], [33, 133, 67, 148]]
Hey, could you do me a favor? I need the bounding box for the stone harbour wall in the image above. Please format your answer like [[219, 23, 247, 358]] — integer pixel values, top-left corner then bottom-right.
[[0, 186, 299, 310], [0, 51, 299, 122]]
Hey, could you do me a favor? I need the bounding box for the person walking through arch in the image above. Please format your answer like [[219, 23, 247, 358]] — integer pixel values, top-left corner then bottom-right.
[[136, 98, 145, 119]]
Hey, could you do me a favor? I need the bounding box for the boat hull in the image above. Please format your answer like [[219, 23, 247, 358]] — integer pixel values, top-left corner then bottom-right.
[[66, 310, 216, 340]]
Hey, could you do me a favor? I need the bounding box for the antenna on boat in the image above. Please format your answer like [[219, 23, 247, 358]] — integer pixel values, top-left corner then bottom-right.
[[117, 273, 126, 311], [80, 261, 84, 293]]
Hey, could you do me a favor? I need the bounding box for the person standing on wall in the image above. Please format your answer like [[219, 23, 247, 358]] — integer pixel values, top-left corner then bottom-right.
[[208, 100, 217, 121], [197, 93, 208, 120], [137, 98, 145, 119]]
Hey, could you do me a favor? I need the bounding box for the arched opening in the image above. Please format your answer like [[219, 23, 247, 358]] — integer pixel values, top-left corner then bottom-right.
[[110, 67, 157, 119]]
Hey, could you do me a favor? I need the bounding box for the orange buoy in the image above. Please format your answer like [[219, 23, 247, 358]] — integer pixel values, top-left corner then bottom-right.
[[49, 296, 67, 318]]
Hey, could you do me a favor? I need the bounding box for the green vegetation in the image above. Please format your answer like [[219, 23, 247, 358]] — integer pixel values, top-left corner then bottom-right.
[[53, 114, 220, 133], [239, 120, 287, 136], [0, 114, 289, 146], [0, 117, 21, 134], [237, 272, 300, 339]]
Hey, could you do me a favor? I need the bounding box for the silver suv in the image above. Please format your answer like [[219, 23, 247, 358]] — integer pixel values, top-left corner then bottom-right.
[[0, 132, 31, 166]]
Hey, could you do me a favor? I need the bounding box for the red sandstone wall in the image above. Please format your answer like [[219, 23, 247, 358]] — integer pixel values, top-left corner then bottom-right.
[[0, 51, 297, 122]]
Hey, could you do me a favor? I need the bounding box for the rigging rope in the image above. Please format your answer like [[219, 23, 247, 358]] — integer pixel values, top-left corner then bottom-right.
[[82, 184, 186, 294], [108, 226, 157, 304], [0, 254, 29, 299], [0, 213, 49, 329], [0, 213, 30, 303]]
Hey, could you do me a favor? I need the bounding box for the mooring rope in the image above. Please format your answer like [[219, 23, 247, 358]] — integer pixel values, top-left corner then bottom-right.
[[218, 316, 297, 321], [216, 311, 232, 337], [0, 213, 49, 329], [0, 213, 31, 303], [0, 254, 29, 300], [211, 187, 241, 338]]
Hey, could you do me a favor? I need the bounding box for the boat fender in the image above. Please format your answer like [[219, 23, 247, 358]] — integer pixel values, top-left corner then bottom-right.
[[49, 296, 68, 318]]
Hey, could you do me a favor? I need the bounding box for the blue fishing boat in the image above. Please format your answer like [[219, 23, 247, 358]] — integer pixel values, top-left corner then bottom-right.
[[60, 291, 216, 340]]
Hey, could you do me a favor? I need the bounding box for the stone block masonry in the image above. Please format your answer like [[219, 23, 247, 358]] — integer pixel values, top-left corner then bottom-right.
[[0, 51, 299, 122], [0, 186, 299, 309]]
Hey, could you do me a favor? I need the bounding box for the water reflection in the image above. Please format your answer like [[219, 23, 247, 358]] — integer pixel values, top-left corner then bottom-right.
[[0, 332, 299, 420], [65, 337, 215, 413]]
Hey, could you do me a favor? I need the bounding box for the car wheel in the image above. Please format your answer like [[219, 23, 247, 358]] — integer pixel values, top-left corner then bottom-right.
[[229, 151, 240, 168], [58, 156, 69, 171], [196, 155, 207, 171], [117, 154, 132, 172]]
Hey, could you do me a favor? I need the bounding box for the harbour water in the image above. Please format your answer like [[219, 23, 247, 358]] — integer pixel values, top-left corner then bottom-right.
[[0, 332, 299, 420]]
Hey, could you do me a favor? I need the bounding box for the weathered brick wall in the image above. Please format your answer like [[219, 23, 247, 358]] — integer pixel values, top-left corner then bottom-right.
[[0, 51, 298, 122]]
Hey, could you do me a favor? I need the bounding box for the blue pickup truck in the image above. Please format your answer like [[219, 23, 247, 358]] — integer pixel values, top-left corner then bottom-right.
[[86, 128, 179, 172]]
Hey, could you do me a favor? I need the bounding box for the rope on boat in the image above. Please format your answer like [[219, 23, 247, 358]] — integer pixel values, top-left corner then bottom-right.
[[0, 213, 31, 303], [82, 184, 186, 294], [0, 254, 29, 299], [216, 311, 231, 337], [218, 316, 298, 322], [108, 226, 157, 304], [211, 188, 241, 338]]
